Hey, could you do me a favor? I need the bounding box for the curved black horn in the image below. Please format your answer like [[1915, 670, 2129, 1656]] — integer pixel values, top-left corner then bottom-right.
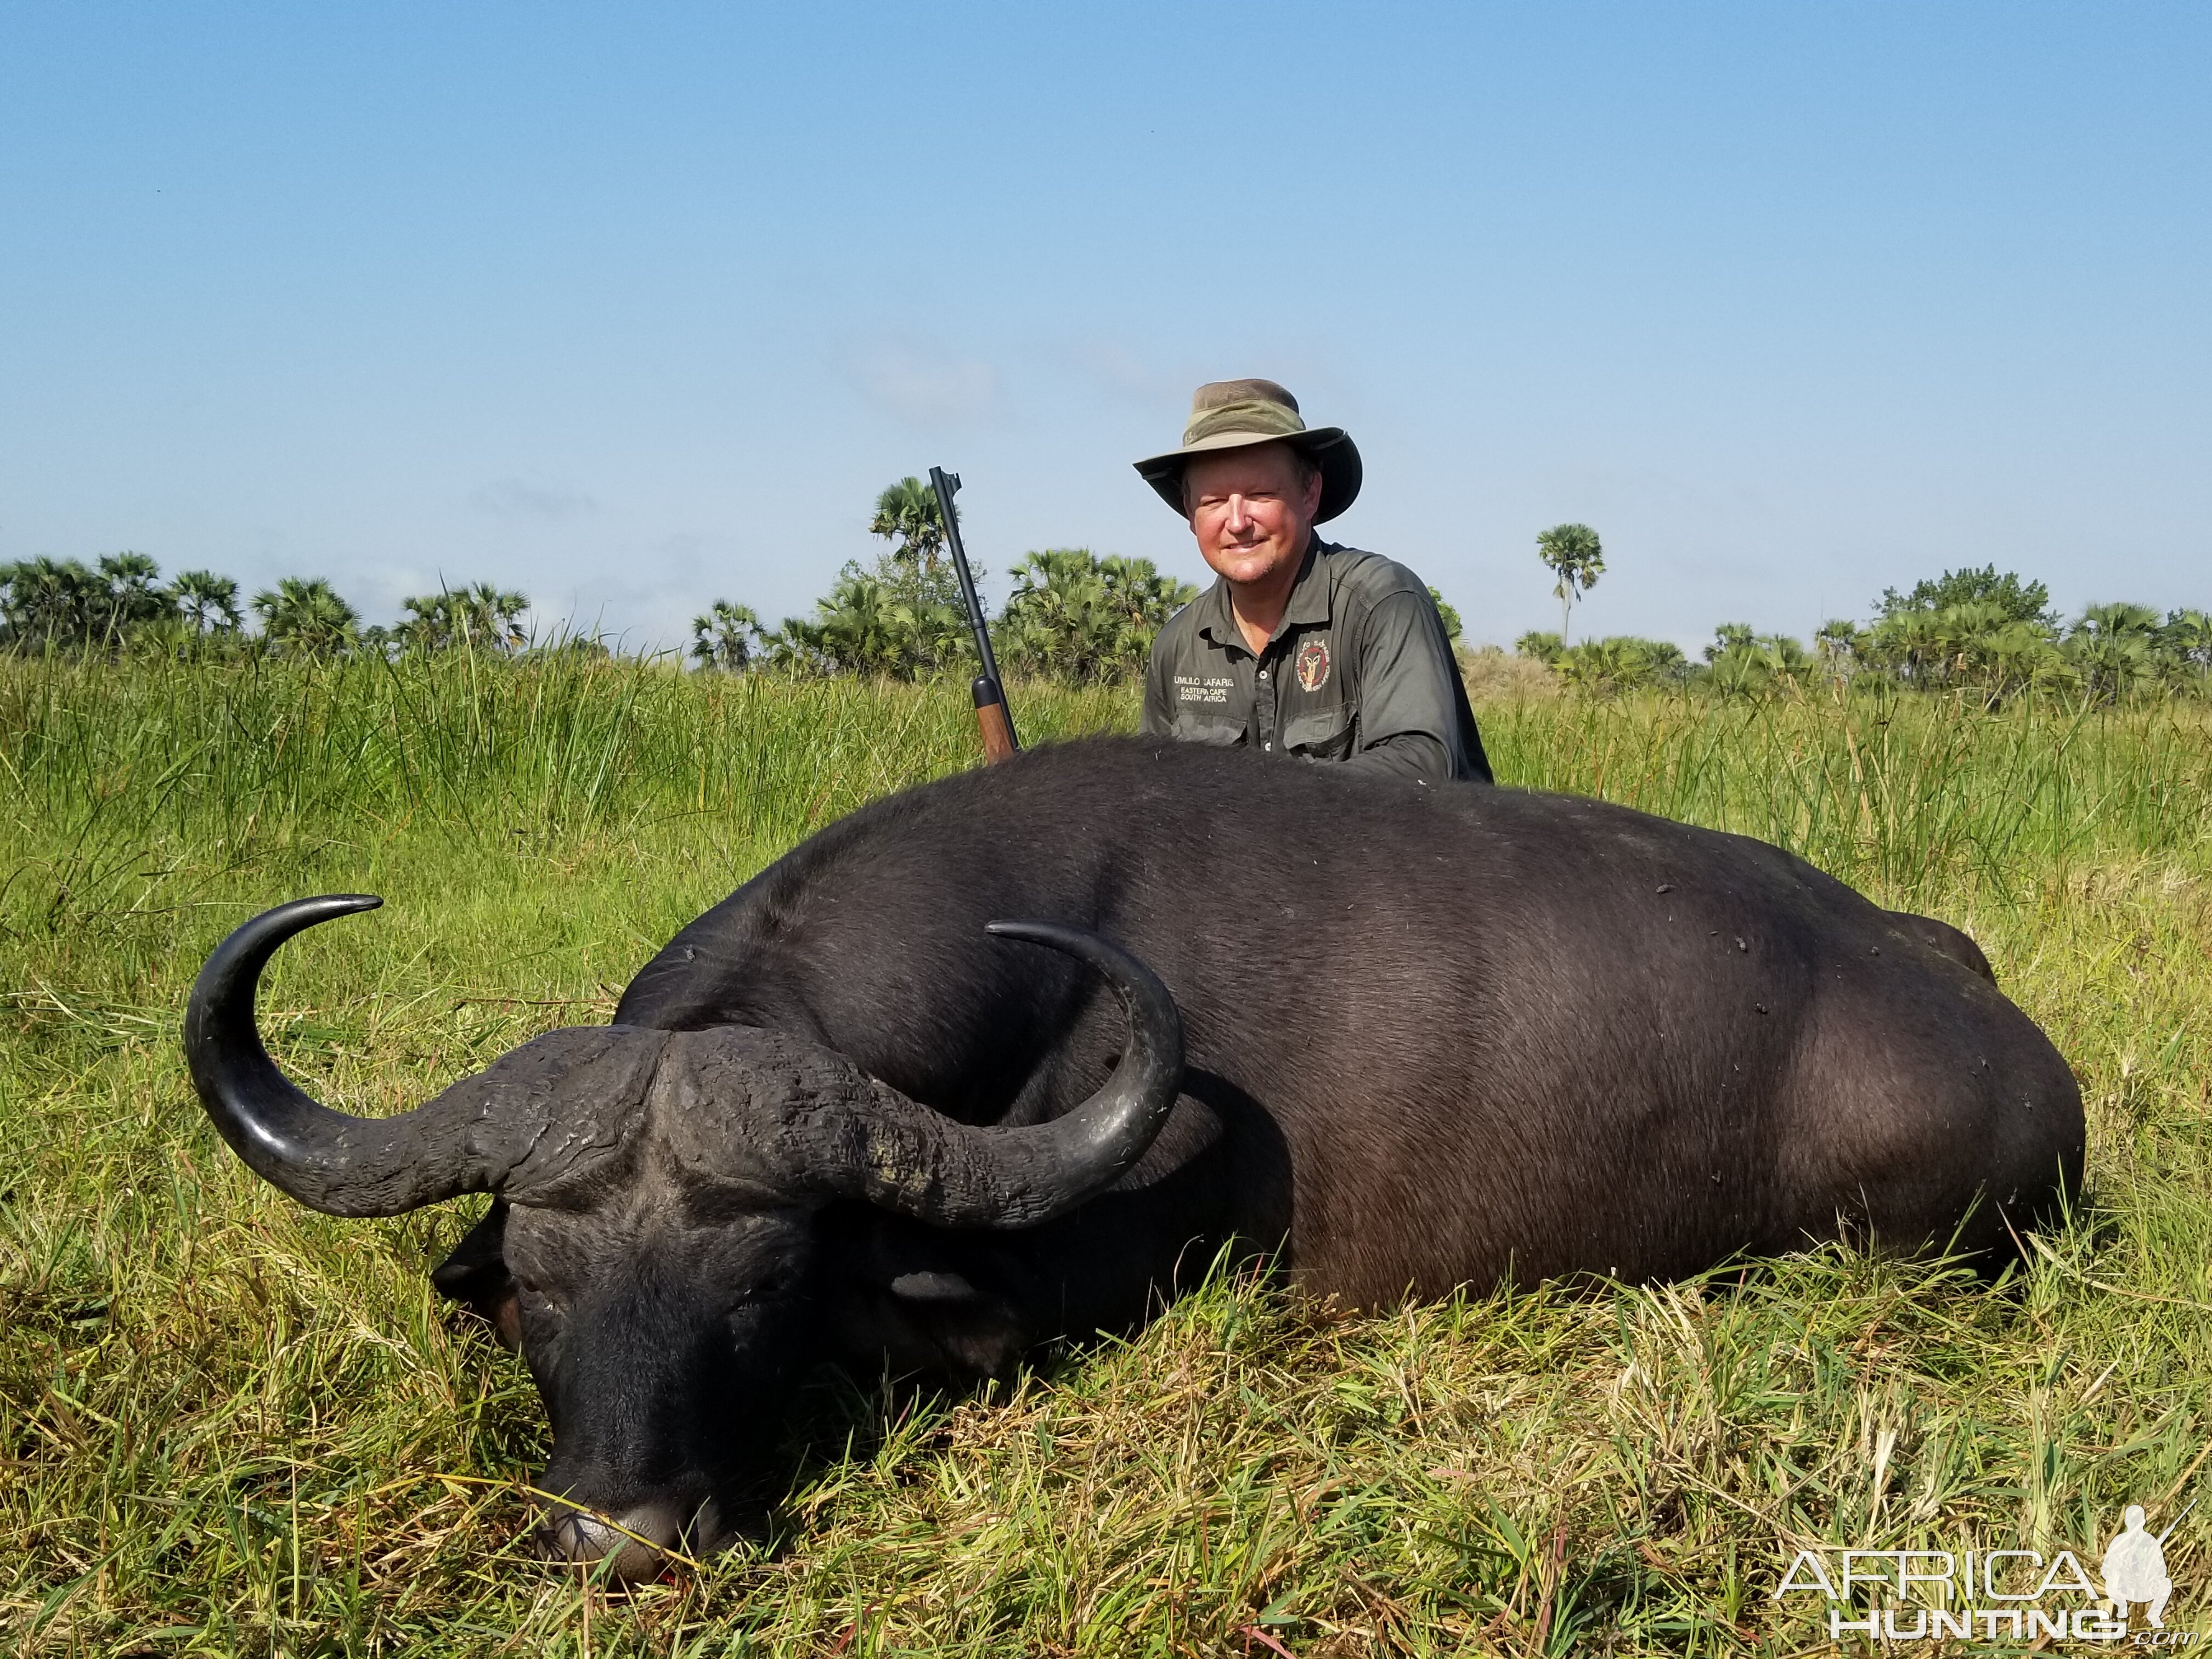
[[809, 921, 1184, 1229], [184, 896, 610, 1217]]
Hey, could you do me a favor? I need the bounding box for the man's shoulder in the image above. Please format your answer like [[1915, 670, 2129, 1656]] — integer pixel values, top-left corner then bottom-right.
[[1315, 544, 1434, 612], [1148, 582, 1221, 663]]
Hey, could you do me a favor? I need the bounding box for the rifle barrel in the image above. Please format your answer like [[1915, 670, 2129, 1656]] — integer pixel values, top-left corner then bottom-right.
[[928, 466, 1019, 756], [2158, 1495, 2198, 1544]]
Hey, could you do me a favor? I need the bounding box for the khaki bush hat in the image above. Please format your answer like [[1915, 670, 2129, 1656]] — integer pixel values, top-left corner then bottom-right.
[[1133, 378, 1362, 523]]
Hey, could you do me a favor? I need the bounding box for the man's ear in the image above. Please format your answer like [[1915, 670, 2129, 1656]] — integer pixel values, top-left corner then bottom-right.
[[1300, 460, 1325, 520]]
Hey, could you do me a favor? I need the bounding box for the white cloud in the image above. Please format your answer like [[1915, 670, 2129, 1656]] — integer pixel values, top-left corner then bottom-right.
[[1058, 336, 1182, 405], [470, 477, 599, 519], [840, 337, 1005, 427]]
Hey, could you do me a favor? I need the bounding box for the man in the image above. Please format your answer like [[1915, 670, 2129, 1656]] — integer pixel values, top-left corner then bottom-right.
[[2101, 1506, 2172, 1629], [1135, 379, 1491, 783]]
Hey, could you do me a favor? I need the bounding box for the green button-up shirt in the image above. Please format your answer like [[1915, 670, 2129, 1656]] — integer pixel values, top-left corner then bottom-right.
[[1141, 538, 1492, 784]]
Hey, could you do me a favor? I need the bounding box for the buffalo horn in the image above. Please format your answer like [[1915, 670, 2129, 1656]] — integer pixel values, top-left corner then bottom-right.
[[184, 896, 631, 1217], [810, 921, 1185, 1228]]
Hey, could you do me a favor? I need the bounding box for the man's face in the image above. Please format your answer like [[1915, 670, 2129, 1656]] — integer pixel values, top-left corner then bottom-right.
[[1183, 443, 1323, 589]]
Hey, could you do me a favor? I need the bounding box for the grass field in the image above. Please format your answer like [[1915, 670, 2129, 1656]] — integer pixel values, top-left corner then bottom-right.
[[4, 652, 2211, 1656]]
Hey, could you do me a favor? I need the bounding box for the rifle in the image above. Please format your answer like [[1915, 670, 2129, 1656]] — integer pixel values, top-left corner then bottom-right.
[[928, 466, 1019, 763], [2158, 1496, 2198, 1544]]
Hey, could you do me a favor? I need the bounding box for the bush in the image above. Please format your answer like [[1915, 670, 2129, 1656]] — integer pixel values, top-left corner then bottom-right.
[[1557, 636, 1689, 694], [1514, 630, 1564, 664], [997, 551, 1195, 683]]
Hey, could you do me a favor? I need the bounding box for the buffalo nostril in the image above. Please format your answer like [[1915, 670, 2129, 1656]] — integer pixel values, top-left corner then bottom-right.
[[538, 1504, 619, 1562], [536, 1498, 692, 1583]]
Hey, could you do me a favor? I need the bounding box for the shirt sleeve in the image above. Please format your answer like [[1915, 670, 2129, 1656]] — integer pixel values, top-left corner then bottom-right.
[[1141, 630, 1175, 737], [1341, 589, 1475, 783]]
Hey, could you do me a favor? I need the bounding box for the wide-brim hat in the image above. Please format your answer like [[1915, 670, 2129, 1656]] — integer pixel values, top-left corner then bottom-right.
[[1133, 378, 1362, 524]]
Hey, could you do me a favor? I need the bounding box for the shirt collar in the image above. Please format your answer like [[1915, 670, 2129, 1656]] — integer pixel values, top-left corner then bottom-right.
[[1281, 534, 1336, 628], [1195, 534, 1334, 656]]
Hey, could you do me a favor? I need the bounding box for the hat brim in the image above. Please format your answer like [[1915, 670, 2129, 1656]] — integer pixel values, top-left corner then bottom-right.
[[1133, 427, 1362, 524]]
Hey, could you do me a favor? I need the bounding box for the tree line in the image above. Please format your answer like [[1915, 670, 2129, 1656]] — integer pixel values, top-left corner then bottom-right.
[[1517, 523, 2209, 704], [1514, 565, 2211, 703], [687, 478, 1197, 682], [0, 552, 533, 660], [0, 479, 1197, 679], [9, 500, 2204, 707]]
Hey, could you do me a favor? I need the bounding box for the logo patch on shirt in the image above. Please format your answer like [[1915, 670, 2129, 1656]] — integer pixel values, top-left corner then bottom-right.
[[1173, 673, 1233, 705], [1295, 637, 1332, 692]]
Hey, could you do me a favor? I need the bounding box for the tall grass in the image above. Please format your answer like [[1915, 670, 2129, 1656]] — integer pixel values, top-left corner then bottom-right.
[[0, 653, 1133, 922], [1485, 685, 2212, 901], [4, 653, 2211, 1655]]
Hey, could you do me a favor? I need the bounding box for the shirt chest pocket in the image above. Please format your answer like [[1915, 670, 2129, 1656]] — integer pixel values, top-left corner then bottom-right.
[[1172, 708, 1245, 747], [1282, 703, 1355, 760]]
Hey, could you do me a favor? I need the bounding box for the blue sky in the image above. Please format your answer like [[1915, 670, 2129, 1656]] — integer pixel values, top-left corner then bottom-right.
[[3, 3, 2205, 652]]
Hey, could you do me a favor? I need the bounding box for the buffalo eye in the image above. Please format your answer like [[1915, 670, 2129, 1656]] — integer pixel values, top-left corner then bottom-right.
[[726, 1278, 789, 1319], [513, 1276, 565, 1316]]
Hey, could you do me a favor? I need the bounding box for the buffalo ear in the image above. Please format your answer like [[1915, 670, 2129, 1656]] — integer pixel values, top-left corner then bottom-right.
[[885, 1271, 1028, 1380], [432, 1203, 522, 1350], [888, 1270, 981, 1304]]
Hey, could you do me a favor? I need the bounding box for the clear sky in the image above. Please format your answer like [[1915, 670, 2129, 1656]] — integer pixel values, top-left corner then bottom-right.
[[3, 3, 2205, 652]]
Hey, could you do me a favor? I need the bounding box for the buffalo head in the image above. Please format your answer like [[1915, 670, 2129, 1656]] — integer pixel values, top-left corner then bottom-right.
[[183, 895, 1183, 1580]]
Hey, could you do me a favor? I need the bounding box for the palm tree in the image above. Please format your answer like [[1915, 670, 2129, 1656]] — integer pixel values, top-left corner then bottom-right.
[[458, 582, 529, 651], [1701, 627, 1808, 697], [691, 601, 763, 671], [252, 577, 359, 657], [397, 583, 529, 653], [1864, 608, 1945, 685], [1928, 600, 2007, 685], [1703, 622, 1756, 662], [1098, 556, 1197, 656], [868, 477, 952, 573], [0, 557, 102, 647], [817, 575, 914, 674], [2067, 603, 2158, 706], [1558, 636, 1655, 695], [1514, 631, 1564, 664], [2157, 608, 2212, 681], [2067, 630, 2148, 704], [1814, 619, 1864, 679], [1644, 640, 1690, 684], [397, 591, 459, 653], [1534, 523, 1604, 644], [1001, 550, 1112, 680], [94, 553, 172, 643], [2074, 601, 2161, 640], [1979, 619, 2062, 702], [170, 570, 242, 635], [996, 550, 1195, 682]]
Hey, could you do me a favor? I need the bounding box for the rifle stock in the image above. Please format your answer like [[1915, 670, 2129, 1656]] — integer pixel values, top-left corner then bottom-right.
[[972, 694, 1017, 763], [929, 466, 1020, 763]]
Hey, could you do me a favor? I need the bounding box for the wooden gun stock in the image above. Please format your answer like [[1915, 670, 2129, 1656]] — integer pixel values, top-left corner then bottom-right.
[[972, 678, 1017, 764]]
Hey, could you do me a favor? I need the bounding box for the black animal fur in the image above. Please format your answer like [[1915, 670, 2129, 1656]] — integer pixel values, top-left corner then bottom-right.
[[422, 736, 2081, 1555]]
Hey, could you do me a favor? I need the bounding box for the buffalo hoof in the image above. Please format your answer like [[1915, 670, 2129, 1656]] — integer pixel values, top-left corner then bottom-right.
[[536, 1495, 729, 1583]]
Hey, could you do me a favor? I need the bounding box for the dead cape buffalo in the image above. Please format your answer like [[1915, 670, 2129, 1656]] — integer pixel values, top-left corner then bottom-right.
[[184, 735, 2081, 1578]]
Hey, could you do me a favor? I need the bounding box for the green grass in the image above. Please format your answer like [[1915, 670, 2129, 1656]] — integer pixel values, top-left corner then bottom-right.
[[4, 654, 2211, 1655]]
